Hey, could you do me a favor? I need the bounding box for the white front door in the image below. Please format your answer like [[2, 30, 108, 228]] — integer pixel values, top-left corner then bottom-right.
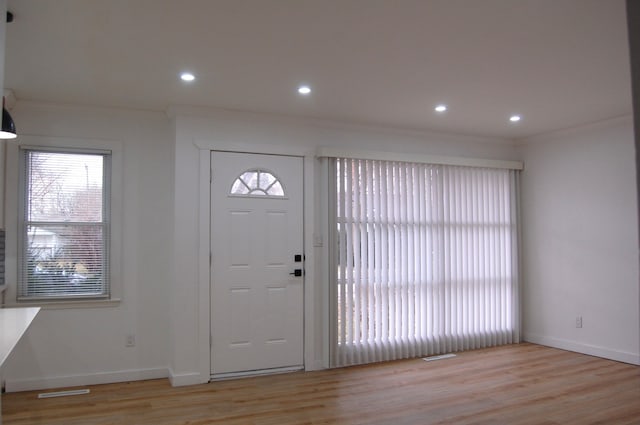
[[210, 151, 304, 377]]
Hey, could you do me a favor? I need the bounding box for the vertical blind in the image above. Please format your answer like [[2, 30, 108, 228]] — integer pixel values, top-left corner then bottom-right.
[[332, 158, 519, 367], [19, 148, 111, 300]]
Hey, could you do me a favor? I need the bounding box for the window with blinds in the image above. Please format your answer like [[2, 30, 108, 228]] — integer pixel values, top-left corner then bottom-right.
[[332, 158, 519, 367], [18, 148, 111, 300]]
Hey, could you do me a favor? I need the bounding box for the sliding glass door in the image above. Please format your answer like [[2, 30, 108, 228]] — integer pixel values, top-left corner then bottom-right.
[[331, 158, 520, 367]]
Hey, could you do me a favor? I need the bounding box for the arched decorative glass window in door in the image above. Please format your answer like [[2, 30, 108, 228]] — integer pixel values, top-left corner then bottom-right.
[[230, 168, 285, 197]]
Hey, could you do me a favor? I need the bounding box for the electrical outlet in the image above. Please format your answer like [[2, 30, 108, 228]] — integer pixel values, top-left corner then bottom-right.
[[575, 316, 583, 328], [126, 334, 136, 347]]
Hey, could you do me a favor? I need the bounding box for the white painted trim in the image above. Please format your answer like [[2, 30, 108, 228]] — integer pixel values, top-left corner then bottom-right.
[[5, 367, 168, 393], [167, 105, 512, 146], [197, 149, 211, 384], [302, 154, 317, 370], [316, 147, 523, 170], [3, 299, 122, 310], [168, 370, 205, 387], [516, 114, 633, 145], [318, 158, 331, 370], [193, 138, 313, 157], [523, 333, 640, 366], [3, 135, 124, 306], [211, 365, 303, 381], [10, 135, 124, 150]]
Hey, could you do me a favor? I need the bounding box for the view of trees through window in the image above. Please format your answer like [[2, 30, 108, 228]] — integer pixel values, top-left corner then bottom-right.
[[21, 150, 109, 299]]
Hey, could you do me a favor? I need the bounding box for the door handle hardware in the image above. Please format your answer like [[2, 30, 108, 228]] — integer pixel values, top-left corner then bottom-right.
[[289, 269, 303, 277]]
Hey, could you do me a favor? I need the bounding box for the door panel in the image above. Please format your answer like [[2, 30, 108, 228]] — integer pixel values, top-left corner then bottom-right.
[[230, 211, 252, 266], [210, 151, 303, 376]]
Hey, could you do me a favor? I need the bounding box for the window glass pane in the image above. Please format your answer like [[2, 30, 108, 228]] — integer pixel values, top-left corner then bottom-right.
[[230, 179, 250, 195], [240, 171, 259, 190], [25, 224, 106, 297], [258, 171, 276, 190], [230, 169, 285, 198], [266, 181, 284, 196], [27, 152, 104, 222]]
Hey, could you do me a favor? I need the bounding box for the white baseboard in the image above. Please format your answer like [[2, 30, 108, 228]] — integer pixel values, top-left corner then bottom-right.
[[5, 367, 168, 393], [523, 333, 640, 365], [306, 360, 327, 372], [167, 369, 207, 387]]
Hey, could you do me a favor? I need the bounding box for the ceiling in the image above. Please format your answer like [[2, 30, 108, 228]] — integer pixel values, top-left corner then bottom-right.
[[4, 0, 632, 140]]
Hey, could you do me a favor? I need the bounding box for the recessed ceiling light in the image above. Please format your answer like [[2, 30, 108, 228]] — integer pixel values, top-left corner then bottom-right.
[[180, 72, 195, 82], [298, 85, 311, 95], [509, 115, 521, 122], [434, 104, 447, 113]]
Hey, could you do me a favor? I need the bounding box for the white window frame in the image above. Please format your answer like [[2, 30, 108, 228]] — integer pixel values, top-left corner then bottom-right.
[[5, 136, 123, 308], [18, 147, 111, 300]]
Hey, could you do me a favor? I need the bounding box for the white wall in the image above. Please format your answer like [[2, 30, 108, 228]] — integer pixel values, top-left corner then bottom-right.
[[169, 106, 519, 385], [2, 102, 174, 390], [0, 102, 518, 390], [4, 101, 637, 391], [519, 116, 640, 364]]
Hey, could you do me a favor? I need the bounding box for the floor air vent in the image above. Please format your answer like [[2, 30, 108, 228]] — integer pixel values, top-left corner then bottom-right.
[[423, 353, 456, 362], [38, 389, 90, 399]]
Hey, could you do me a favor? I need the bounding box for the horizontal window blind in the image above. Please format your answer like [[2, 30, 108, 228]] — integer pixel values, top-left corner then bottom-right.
[[332, 158, 519, 367], [19, 149, 111, 300]]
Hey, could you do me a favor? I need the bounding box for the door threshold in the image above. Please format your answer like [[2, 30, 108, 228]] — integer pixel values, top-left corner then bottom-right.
[[211, 365, 303, 381]]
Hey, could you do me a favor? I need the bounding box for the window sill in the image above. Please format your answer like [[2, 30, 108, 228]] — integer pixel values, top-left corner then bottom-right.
[[4, 298, 122, 310]]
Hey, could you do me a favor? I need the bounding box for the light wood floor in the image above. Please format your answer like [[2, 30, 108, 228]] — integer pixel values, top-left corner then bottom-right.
[[3, 343, 639, 425]]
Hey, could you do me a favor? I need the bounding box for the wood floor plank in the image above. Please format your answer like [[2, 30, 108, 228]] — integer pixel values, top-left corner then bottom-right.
[[3, 343, 639, 424]]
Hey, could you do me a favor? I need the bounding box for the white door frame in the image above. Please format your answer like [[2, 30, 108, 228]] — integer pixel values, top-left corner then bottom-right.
[[195, 142, 328, 383]]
